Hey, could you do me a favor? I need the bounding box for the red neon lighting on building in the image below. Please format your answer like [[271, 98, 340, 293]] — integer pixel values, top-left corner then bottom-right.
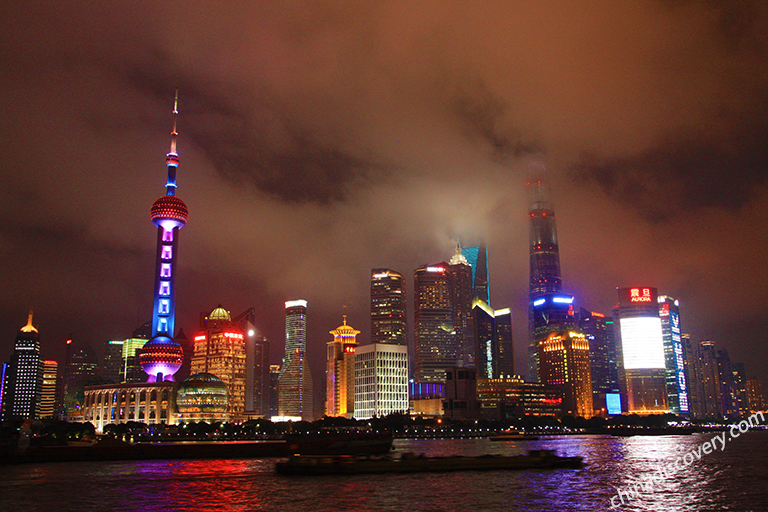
[[629, 287, 652, 303]]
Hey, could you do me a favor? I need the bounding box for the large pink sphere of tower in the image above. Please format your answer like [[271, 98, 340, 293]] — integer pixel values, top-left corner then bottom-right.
[[150, 195, 189, 230], [139, 335, 183, 382]]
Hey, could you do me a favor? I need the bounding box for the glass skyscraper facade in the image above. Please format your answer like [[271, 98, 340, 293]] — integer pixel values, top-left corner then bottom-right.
[[461, 244, 490, 305], [527, 181, 569, 381], [414, 263, 456, 383], [658, 296, 689, 414], [278, 299, 313, 420], [370, 269, 407, 345]]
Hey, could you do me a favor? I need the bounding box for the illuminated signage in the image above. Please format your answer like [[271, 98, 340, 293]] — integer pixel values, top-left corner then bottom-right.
[[285, 299, 308, 309], [591, 311, 605, 318], [426, 266, 445, 273], [224, 332, 244, 339], [533, 298, 545, 306], [344, 346, 356, 353], [619, 317, 665, 369], [630, 288, 652, 303], [552, 296, 574, 304], [606, 393, 622, 415], [619, 287, 658, 306], [372, 272, 389, 279], [541, 398, 563, 404], [194, 335, 206, 341]]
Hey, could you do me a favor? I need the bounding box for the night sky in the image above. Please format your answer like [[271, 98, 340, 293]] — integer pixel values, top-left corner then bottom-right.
[[2, 1, 767, 389]]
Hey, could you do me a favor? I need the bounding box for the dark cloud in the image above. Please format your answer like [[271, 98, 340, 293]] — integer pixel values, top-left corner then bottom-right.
[[451, 79, 544, 161]]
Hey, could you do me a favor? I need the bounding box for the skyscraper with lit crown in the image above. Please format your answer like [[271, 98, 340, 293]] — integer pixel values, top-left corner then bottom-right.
[[448, 245, 475, 369], [326, 316, 359, 418], [278, 300, 313, 420], [414, 263, 455, 383], [2, 311, 43, 420], [191, 305, 246, 415], [139, 91, 186, 383]]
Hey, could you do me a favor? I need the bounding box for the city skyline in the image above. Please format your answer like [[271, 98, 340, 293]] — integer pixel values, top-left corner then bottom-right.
[[2, 2, 768, 392]]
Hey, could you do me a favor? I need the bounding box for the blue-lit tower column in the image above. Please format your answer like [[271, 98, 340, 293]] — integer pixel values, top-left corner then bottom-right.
[[139, 92, 187, 383]]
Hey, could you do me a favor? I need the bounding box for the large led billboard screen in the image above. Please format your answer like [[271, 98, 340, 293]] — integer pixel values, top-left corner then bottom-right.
[[620, 316, 665, 369], [606, 393, 622, 415]]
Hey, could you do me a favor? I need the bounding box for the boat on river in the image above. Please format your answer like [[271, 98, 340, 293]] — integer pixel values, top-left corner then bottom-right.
[[489, 432, 540, 441], [275, 449, 583, 475]]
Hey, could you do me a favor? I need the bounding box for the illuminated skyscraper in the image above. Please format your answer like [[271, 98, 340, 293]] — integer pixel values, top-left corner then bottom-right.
[[191, 306, 246, 415], [528, 181, 562, 295], [138, 91, 186, 383], [370, 269, 407, 345], [461, 244, 490, 305], [325, 316, 359, 418], [682, 333, 704, 417], [103, 340, 124, 383], [578, 308, 613, 411], [448, 245, 475, 368], [40, 360, 58, 419], [539, 331, 593, 418], [354, 343, 409, 420], [746, 378, 765, 412], [616, 287, 668, 414], [527, 181, 571, 381], [3, 312, 43, 420], [658, 296, 689, 414], [472, 299, 514, 379], [530, 293, 576, 381], [715, 349, 739, 418], [731, 363, 748, 417], [282, 300, 307, 374], [278, 300, 313, 420], [494, 308, 514, 378], [240, 315, 270, 416], [414, 263, 455, 383]]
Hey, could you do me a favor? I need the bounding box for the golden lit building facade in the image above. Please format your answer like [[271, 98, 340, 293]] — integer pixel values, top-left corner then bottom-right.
[[83, 381, 177, 432], [191, 306, 246, 416], [40, 360, 58, 419], [326, 317, 359, 418], [538, 330, 593, 418]]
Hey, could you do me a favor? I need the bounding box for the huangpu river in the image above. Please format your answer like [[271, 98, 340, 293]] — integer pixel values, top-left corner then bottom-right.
[[2, 432, 767, 511]]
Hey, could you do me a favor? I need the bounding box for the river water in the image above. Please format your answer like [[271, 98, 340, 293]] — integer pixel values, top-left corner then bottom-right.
[[1, 432, 767, 511]]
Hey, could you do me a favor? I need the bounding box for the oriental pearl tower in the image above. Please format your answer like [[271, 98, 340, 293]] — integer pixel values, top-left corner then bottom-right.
[[139, 91, 188, 382]]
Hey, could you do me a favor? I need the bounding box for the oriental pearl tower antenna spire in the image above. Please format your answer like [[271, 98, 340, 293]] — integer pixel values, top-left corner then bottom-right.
[[166, 88, 180, 195], [139, 90, 188, 383]]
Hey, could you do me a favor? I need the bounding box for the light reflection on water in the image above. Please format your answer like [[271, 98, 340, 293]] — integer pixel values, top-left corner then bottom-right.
[[0, 432, 766, 511]]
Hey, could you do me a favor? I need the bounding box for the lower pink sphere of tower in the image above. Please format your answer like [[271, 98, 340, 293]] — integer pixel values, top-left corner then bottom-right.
[[139, 335, 183, 382]]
